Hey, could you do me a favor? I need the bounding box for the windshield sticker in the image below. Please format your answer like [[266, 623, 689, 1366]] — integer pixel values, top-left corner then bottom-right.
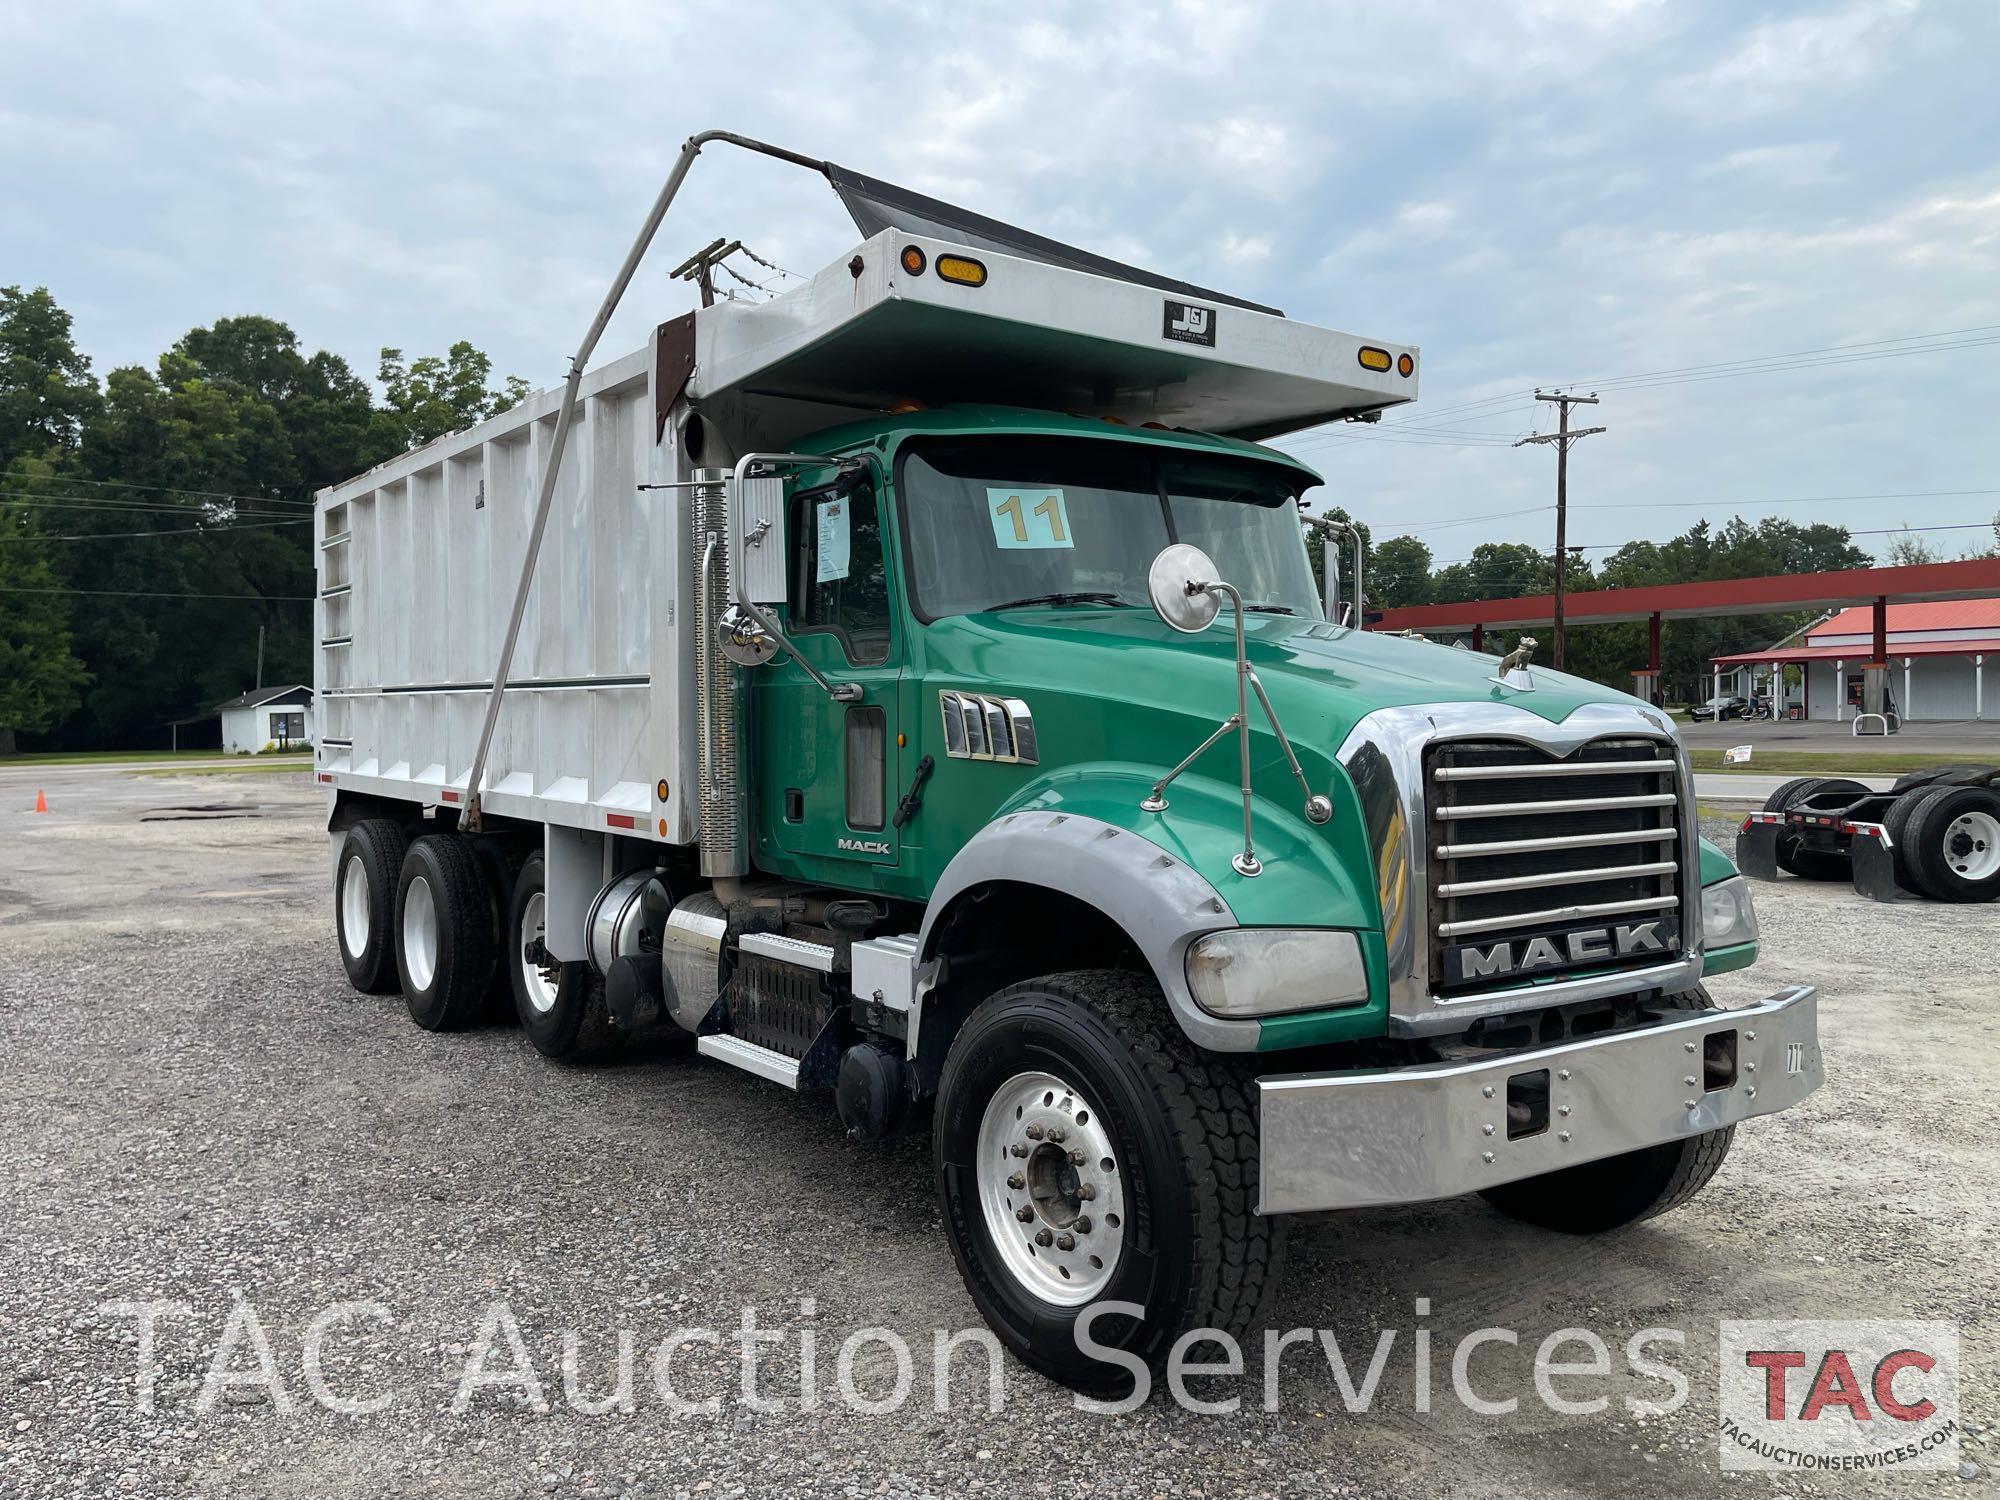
[[815, 498, 851, 582], [985, 487, 1073, 550]]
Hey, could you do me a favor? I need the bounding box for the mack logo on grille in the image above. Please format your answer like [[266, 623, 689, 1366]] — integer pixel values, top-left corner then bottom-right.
[[1444, 916, 1679, 985]]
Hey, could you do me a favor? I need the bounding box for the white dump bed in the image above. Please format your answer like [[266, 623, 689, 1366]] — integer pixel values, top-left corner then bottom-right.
[[315, 229, 1417, 840], [315, 345, 697, 840]]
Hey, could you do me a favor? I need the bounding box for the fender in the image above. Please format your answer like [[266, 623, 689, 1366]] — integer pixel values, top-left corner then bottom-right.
[[917, 762, 1386, 1052]]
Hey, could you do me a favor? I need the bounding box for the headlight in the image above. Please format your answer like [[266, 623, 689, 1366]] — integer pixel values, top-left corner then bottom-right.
[[1185, 929, 1371, 1018], [1701, 875, 1760, 948]]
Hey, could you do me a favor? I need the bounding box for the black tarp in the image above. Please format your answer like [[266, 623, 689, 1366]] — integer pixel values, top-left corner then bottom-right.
[[823, 164, 1283, 318]]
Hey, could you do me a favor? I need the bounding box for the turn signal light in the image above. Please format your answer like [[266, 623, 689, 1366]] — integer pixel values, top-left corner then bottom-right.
[[1397, 352, 1415, 377], [1357, 347, 1393, 372], [899, 244, 927, 276], [936, 254, 988, 287]]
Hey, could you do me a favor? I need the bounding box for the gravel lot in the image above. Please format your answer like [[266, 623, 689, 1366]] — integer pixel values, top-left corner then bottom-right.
[[0, 767, 1993, 1499]]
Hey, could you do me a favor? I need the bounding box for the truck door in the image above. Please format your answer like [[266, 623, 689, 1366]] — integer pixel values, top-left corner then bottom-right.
[[754, 467, 904, 874]]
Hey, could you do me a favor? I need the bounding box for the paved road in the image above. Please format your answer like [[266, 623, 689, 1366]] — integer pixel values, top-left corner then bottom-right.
[[1, 757, 311, 782]]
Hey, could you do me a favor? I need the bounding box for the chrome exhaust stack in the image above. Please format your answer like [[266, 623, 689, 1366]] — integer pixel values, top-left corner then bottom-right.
[[692, 466, 750, 878]]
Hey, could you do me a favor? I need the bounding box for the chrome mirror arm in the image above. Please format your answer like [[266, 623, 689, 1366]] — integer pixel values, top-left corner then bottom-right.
[[1140, 575, 1334, 879], [718, 598, 862, 702]]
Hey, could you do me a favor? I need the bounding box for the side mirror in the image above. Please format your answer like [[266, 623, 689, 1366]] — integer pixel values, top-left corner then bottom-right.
[[1146, 543, 1224, 633]]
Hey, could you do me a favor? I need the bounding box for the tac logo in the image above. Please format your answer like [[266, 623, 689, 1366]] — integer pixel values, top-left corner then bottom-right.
[[1718, 1320, 1959, 1472], [1162, 299, 1217, 348]]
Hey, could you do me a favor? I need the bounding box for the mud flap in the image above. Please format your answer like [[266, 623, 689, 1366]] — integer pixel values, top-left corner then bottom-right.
[[1848, 828, 1907, 903], [1735, 822, 1781, 882]]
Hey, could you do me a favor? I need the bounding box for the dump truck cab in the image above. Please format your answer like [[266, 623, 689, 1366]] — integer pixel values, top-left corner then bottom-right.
[[315, 134, 1821, 1397]]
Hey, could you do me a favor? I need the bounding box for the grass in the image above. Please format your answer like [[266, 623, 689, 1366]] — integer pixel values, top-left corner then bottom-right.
[[2, 748, 311, 767], [1688, 748, 1989, 775]]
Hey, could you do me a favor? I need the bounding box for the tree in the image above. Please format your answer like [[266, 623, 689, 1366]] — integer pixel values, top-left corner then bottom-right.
[[0, 286, 99, 473], [1880, 528, 1943, 567], [1368, 535, 1434, 609], [1432, 542, 1554, 605], [0, 465, 91, 751], [376, 342, 531, 450]]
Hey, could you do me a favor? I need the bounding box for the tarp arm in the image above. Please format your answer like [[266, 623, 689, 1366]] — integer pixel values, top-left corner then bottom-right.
[[463, 131, 828, 828]]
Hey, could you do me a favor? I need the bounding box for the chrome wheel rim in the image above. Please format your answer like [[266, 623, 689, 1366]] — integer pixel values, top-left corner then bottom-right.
[[519, 890, 558, 1014], [975, 1070, 1126, 1306], [339, 857, 371, 958], [402, 875, 439, 991], [1944, 810, 2000, 881]]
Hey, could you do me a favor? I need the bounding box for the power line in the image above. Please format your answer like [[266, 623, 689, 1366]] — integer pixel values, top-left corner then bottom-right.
[[4, 473, 318, 508], [0, 488, 306, 519], [0, 585, 314, 602], [0, 517, 314, 544]]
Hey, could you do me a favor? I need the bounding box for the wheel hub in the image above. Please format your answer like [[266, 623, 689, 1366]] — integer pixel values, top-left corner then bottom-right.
[[975, 1071, 1125, 1306], [1943, 810, 1999, 881]]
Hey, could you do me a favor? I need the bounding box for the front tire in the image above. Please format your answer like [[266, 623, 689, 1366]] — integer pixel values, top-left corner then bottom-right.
[[396, 834, 498, 1031], [933, 970, 1283, 1396], [1480, 986, 1734, 1233]]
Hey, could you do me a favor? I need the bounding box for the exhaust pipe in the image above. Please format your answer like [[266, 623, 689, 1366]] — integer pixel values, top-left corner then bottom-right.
[[692, 466, 749, 877]]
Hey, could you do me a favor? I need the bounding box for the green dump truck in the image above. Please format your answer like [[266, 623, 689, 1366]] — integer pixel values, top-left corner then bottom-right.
[[316, 131, 1822, 1392]]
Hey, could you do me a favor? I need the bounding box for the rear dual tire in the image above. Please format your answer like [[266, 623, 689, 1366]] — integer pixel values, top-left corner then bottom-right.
[[1765, 777, 1868, 881], [396, 834, 497, 1031], [335, 820, 410, 994]]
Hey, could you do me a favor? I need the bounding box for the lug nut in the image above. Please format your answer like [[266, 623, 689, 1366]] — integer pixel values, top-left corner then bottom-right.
[[1069, 1149, 1086, 1166], [1010, 1143, 1029, 1158], [1024, 1124, 1044, 1140], [1007, 1172, 1025, 1190], [1684, 1041, 1697, 1053], [1077, 1183, 1097, 1200], [1558, 1130, 1571, 1143], [1558, 1069, 1571, 1081], [1056, 1233, 1076, 1251], [1015, 1206, 1034, 1222], [1683, 1099, 1697, 1110], [1481, 1152, 1495, 1164], [1075, 1216, 1092, 1234], [1557, 1105, 1571, 1117], [1481, 1086, 1495, 1098], [1684, 1075, 1698, 1088], [1035, 1229, 1053, 1247], [1048, 1126, 1067, 1143]]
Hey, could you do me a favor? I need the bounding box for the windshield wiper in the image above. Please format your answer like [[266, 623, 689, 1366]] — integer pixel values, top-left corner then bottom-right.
[[987, 591, 1131, 611], [1242, 603, 1298, 615]]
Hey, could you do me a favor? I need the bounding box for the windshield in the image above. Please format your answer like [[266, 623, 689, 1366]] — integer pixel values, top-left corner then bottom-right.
[[898, 437, 1319, 621]]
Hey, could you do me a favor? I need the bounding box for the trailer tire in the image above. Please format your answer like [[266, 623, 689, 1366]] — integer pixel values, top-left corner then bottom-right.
[[1772, 777, 1868, 880], [1481, 987, 1734, 1233], [1760, 777, 1819, 813], [1901, 785, 2000, 903], [335, 819, 410, 995], [933, 970, 1284, 1398], [395, 834, 498, 1031], [506, 851, 601, 1056]]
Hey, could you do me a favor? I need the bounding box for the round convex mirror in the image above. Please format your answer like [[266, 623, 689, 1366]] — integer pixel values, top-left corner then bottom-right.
[[1146, 543, 1223, 633]]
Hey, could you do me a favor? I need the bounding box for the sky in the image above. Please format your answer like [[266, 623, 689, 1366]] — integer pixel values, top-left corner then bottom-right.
[[3, 0, 1997, 569]]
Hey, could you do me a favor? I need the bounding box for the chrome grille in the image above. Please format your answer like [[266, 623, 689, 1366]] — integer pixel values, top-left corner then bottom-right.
[[1426, 737, 1684, 992]]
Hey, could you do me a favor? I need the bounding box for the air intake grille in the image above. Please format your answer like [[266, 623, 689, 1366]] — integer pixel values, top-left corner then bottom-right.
[[1426, 737, 1684, 994]]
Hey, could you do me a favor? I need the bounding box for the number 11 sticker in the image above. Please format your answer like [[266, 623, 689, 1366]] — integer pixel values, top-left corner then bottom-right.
[[985, 487, 1073, 550]]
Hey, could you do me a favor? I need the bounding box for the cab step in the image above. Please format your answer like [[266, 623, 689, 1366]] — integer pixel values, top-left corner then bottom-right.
[[697, 1033, 803, 1090]]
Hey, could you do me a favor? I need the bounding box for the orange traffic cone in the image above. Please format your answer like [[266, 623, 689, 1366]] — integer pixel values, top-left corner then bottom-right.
[[34, 789, 47, 813]]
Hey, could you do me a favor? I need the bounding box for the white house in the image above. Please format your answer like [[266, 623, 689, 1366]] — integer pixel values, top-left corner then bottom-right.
[[1713, 601, 2000, 721], [216, 685, 314, 753]]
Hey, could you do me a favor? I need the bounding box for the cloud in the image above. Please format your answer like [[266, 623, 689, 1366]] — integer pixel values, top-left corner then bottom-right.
[[0, 0, 1993, 559]]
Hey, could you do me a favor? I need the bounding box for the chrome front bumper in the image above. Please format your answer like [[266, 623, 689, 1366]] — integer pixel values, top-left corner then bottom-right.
[[1256, 986, 1821, 1214]]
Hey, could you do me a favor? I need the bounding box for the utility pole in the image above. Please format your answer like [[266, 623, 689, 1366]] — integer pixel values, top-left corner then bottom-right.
[[1515, 391, 1604, 670], [255, 623, 265, 690]]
